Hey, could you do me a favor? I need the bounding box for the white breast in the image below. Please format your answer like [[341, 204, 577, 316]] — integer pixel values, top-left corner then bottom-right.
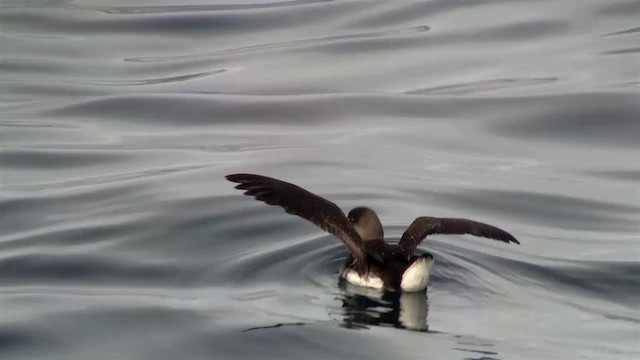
[[400, 256, 433, 292], [341, 268, 384, 289]]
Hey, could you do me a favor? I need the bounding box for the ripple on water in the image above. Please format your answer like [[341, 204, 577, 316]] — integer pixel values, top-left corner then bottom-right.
[[1, 0, 639, 359]]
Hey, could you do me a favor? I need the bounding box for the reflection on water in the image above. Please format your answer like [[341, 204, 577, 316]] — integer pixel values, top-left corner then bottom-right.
[[338, 281, 429, 332]]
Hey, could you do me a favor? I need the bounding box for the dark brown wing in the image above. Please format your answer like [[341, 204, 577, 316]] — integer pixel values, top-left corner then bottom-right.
[[226, 173, 379, 270], [398, 217, 519, 259]]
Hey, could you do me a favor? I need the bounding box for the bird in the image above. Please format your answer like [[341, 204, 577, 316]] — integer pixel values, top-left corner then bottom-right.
[[225, 173, 519, 292]]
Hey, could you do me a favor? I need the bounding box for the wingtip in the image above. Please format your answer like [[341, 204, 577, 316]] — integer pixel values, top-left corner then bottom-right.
[[225, 173, 239, 182], [225, 173, 257, 183], [506, 233, 520, 245], [498, 228, 520, 245], [225, 173, 242, 180]]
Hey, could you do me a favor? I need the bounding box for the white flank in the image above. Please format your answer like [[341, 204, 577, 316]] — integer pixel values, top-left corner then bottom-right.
[[400, 256, 433, 292], [342, 269, 384, 289]]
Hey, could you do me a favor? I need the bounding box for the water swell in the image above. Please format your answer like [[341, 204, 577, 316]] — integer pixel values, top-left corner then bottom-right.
[[1, 0, 639, 359]]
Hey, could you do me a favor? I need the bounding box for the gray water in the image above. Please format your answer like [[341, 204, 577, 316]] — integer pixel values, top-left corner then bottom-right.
[[1, 0, 639, 359]]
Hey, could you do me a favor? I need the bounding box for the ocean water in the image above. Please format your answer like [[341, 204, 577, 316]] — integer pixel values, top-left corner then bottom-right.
[[1, 0, 639, 359]]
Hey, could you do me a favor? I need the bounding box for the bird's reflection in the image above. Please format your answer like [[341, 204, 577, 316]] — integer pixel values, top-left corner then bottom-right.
[[336, 278, 429, 332]]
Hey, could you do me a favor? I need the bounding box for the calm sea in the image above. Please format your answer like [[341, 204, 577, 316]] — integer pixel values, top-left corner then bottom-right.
[[1, 1, 639, 359]]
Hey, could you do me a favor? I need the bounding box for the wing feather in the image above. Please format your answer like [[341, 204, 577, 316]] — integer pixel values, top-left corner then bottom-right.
[[226, 174, 376, 270], [399, 217, 519, 259]]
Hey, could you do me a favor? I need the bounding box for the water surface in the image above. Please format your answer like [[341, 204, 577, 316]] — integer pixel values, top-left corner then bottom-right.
[[1, 1, 639, 359]]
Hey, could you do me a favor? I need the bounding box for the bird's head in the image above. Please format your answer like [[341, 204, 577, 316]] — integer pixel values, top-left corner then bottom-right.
[[348, 206, 384, 241]]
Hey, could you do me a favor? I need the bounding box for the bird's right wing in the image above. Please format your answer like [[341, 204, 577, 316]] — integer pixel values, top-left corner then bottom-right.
[[226, 173, 381, 271]]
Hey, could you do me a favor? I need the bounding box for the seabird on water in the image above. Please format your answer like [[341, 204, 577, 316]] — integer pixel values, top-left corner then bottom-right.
[[226, 173, 519, 292]]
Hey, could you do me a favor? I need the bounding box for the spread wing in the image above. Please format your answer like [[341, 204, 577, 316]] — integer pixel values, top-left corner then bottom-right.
[[398, 217, 519, 259], [226, 174, 379, 270]]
